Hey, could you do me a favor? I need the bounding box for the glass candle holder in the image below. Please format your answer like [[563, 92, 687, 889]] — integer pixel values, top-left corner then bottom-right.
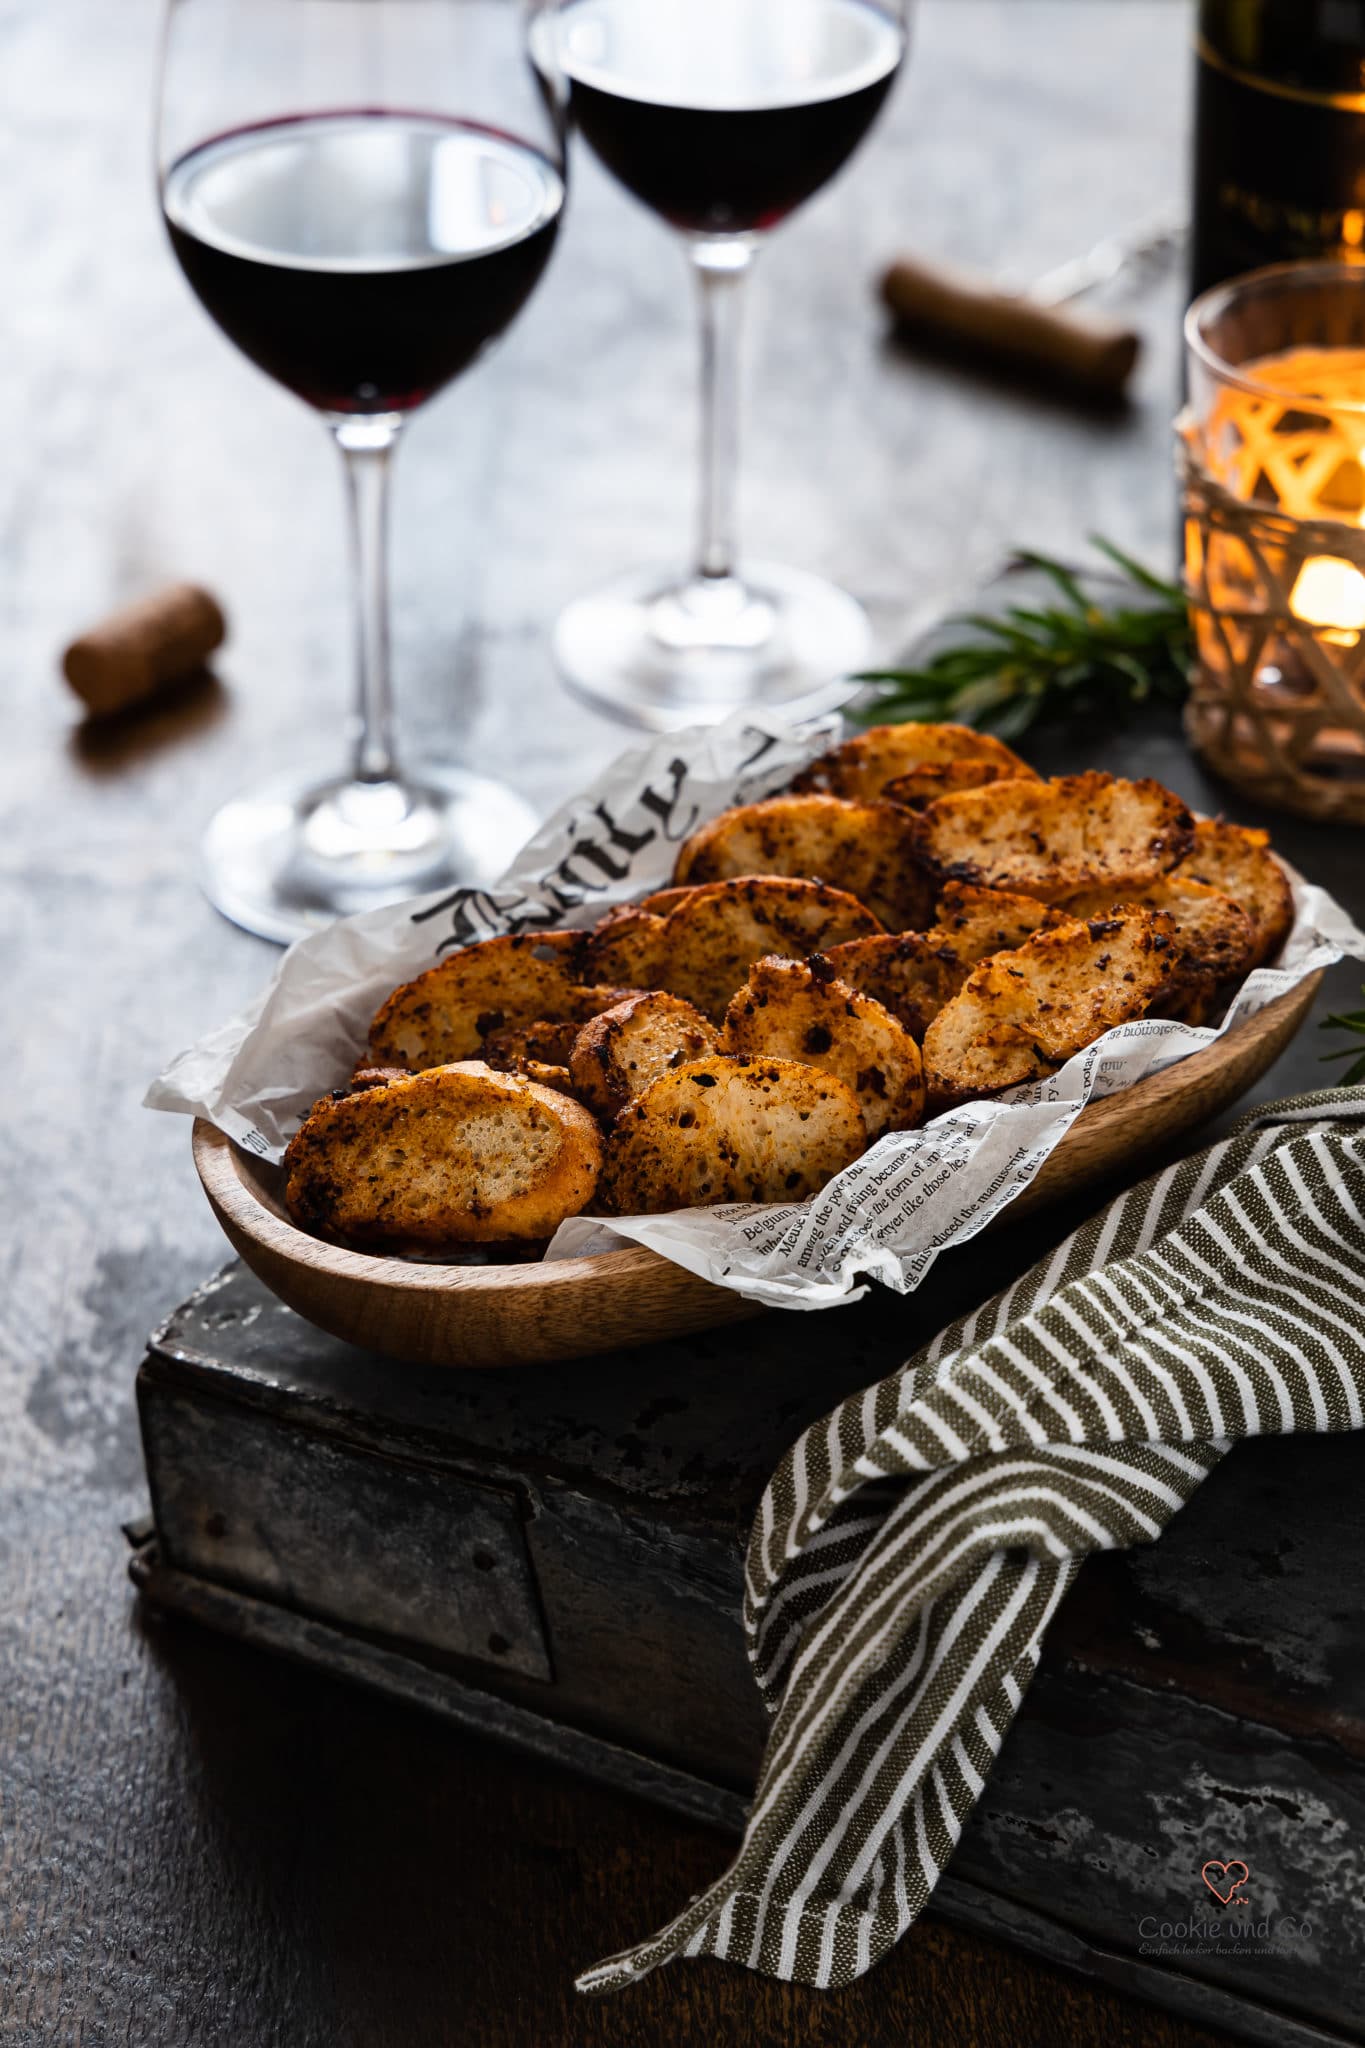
[[1182, 260, 1365, 821]]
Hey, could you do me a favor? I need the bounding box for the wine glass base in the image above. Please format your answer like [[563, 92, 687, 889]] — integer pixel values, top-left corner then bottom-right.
[[553, 560, 872, 732], [200, 762, 539, 946]]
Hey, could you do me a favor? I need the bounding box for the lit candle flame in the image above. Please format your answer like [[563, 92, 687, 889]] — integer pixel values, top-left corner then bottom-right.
[[1289, 556, 1365, 638]]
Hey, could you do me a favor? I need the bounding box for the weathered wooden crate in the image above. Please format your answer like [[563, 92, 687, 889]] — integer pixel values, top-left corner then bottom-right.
[[132, 1248, 1365, 2048]]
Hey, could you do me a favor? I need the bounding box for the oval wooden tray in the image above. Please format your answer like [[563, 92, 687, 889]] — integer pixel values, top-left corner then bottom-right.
[[194, 973, 1319, 1368]]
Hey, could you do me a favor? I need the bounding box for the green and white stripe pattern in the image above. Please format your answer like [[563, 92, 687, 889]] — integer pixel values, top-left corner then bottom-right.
[[579, 1088, 1365, 1994]]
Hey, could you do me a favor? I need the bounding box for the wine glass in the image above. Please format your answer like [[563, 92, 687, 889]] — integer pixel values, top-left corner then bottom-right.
[[157, 0, 568, 944], [541, 0, 911, 730]]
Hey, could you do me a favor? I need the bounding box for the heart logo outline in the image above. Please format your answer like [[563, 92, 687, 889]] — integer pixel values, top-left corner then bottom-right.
[[1201, 1859, 1250, 1905]]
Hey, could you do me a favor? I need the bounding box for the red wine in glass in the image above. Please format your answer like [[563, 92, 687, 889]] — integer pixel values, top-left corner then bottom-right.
[[164, 113, 565, 415], [560, 0, 903, 234]]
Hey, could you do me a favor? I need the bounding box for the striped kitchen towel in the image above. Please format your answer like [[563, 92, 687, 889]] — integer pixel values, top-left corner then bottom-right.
[[578, 1086, 1365, 1994]]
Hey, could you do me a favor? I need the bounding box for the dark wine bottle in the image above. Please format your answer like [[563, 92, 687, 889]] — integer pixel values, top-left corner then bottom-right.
[[1192, 0, 1365, 299]]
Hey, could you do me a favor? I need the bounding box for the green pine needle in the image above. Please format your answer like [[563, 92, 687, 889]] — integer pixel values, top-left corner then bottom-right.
[[854, 536, 1192, 739], [1319, 988, 1365, 1086]]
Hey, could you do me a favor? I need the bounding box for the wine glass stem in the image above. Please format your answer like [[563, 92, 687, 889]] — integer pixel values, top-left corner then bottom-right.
[[690, 240, 756, 586], [333, 414, 404, 786]]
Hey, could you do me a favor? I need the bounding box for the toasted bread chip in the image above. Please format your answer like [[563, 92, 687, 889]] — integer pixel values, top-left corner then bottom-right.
[[480, 1015, 584, 1069], [570, 991, 719, 1118], [720, 955, 925, 1136], [1155, 975, 1222, 1028], [791, 721, 1036, 802], [636, 885, 695, 916], [598, 1055, 865, 1213], [673, 793, 934, 931], [657, 875, 883, 1018], [922, 910, 1178, 1102], [931, 881, 1062, 965], [284, 1062, 602, 1248], [910, 772, 1195, 904], [822, 932, 969, 1041], [368, 933, 621, 1069], [349, 1064, 411, 1091], [517, 1061, 579, 1096], [1175, 820, 1294, 968], [581, 905, 670, 987], [882, 761, 1022, 809], [1061, 876, 1256, 986], [463, 1053, 583, 1096]]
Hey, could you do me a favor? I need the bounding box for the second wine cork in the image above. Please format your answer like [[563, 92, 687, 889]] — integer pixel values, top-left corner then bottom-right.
[[63, 583, 227, 717], [881, 255, 1141, 398]]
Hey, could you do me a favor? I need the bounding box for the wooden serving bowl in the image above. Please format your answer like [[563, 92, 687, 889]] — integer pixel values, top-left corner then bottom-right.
[[193, 973, 1319, 1368]]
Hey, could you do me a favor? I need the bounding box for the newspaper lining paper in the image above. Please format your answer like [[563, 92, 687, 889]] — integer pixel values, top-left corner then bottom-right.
[[147, 711, 1365, 1312]]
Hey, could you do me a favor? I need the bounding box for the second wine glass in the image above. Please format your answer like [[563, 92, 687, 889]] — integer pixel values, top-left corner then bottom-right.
[[545, 0, 911, 730]]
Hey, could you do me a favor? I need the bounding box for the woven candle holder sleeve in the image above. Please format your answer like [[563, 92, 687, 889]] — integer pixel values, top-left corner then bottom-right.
[[1179, 411, 1365, 824]]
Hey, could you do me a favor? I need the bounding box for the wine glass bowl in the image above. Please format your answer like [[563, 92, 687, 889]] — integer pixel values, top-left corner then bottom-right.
[[158, 0, 567, 942], [163, 113, 565, 416], [560, 0, 902, 234], [545, 0, 910, 729]]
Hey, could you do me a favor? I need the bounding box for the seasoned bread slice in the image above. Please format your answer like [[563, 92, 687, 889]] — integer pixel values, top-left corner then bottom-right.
[[581, 904, 670, 987], [598, 1056, 865, 1214], [368, 932, 621, 1069], [1060, 876, 1256, 985], [636, 885, 695, 916], [909, 772, 1195, 904], [791, 721, 1036, 802], [922, 909, 1178, 1103], [720, 955, 925, 1136], [882, 761, 1022, 809], [931, 881, 1062, 964], [283, 1062, 602, 1248], [570, 991, 719, 1118], [480, 1015, 590, 1069], [822, 932, 969, 1042], [1154, 976, 1222, 1028], [673, 793, 934, 931], [517, 1061, 579, 1096], [657, 875, 883, 1018], [1175, 820, 1294, 968]]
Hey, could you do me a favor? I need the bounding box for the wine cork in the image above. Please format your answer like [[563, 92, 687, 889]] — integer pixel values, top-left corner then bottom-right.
[[880, 256, 1141, 398], [62, 583, 227, 717]]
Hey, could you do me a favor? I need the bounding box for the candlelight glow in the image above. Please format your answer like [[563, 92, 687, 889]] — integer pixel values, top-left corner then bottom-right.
[[1290, 555, 1365, 635], [1183, 267, 1365, 819]]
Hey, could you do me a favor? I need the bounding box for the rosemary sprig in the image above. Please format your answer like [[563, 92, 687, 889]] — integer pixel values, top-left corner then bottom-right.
[[1319, 988, 1365, 1086], [855, 538, 1192, 741]]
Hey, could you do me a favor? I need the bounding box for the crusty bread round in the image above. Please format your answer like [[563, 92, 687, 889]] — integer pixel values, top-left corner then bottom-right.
[[1060, 875, 1256, 985], [580, 905, 670, 988], [909, 772, 1195, 905], [1175, 820, 1294, 968], [790, 721, 1037, 803], [479, 1015, 586, 1068], [652, 875, 883, 1018], [720, 956, 925, 1137], [822, 932, 968, 1041], [367, 932, 622, 1070], [922, 910, 1178, 1103], [673, 793, 934, 931], [284, 1062, 602, 1248], [570, 991, 718, 1118], [930, 881, 1061, 963], [881, 761, 1022, 809], [597, 1056, 866, 1214]]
